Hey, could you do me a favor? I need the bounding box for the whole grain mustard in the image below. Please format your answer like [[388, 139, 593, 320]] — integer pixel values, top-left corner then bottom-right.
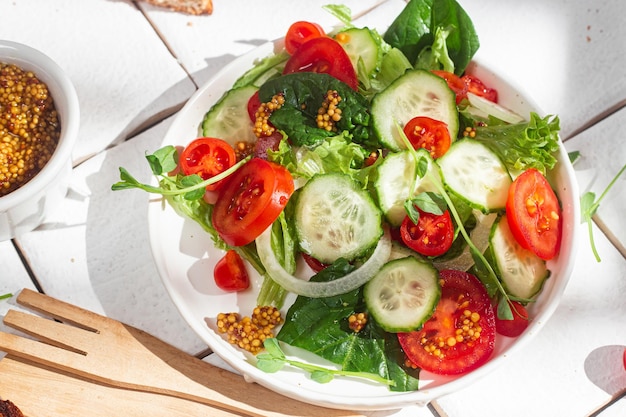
[[0, 63, 60, 197]]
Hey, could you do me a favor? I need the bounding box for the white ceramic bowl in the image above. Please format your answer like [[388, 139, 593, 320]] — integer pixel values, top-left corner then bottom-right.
[[149, 41, 580, 410], [0, 40, 80, 241]]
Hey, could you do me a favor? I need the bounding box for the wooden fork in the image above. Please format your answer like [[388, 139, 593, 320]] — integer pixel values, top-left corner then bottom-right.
[[0, 289, 364, 417]]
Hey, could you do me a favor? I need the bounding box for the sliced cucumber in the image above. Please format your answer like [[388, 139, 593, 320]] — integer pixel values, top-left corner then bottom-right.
[[364, 256, 440, 333], [490, 215, 549, 299], [374, 149, 443, 227], [371, 69, 458, 151], [294, 173, 382, 264], [336, 27, 382, 79], [201, 84, 257, 148], [437, 139, 512, 212]]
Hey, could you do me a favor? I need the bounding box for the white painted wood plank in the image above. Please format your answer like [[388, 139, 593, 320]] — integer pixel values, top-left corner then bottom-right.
[[139, 0, 390, 88], [461, 0, 626, 139], [567, 106, 626, 255], [0, 242, 38, 359], [12, 117, 208, 355], [0, 0, 196, 163]]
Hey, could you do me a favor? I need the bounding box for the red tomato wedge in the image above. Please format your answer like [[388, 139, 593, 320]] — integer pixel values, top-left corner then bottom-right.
[[284, 21, 325, 55], [462, 74, 498, 102], [431, 70, 467, 104], [179, 137, 237, 191], [506, 168, 562, 260], [214, 250, 250, 292], [398, 269, 496, 375], [283, 36, 358, 91], [212, 158, 294, 246], [403, 116, 451, 159], [495, 300, 529, 337], [400, 209, 454, 257], [301, 252, 329, 273]]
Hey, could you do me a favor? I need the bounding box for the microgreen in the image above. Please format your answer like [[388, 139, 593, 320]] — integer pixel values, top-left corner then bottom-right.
[[111, 145, 250, 200], [0, 293, 13, 301], [579, 161, 626, 262], [256, 338, 395, 386]]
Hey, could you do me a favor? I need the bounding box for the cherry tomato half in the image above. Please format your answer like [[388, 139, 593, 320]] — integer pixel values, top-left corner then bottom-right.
[[283, 36, 358, 91], [495, 300, 529, 337], [284, 21, 325, 55], [506, 168, 562, 260], [398, 269, 496, 375], [400, 209, 454, 257], [214, 250, 250, 292], [462, 74, 498, 103], [179, 137, 237, 191], [247, 90, 262, 123], [403, 116, 451, 159], [432, 70, 468, 104], [212, 158, 294, 246]]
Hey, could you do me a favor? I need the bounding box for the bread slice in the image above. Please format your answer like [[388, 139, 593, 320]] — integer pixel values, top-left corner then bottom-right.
[[0, 400, 24, 417], [143, 0, 213, 15]]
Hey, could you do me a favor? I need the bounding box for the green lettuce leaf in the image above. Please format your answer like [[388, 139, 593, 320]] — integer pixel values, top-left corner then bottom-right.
[[471, 113, 561, 174]]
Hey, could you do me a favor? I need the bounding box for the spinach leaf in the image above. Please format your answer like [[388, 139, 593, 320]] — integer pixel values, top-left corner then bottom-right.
[[276, 259, 420, 391], [383, 0, 479, 75], [258, 72, 372, 147]]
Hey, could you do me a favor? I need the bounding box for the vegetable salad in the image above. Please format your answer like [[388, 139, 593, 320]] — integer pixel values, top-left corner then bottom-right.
[[113, 0, 564, 391]]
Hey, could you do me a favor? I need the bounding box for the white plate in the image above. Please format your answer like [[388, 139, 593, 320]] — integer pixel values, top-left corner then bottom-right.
[[149, 40, 580, 410]]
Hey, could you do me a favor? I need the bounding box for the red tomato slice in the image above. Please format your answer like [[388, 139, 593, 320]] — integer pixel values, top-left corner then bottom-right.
[[400, 209, 454, 257], [247, 90, 262, 123], [284, 21, 325, 55], [506, 168, 562, 260], [179, 137, 237, 191], [403, 116, 451, 159], [398, 269, 496, 375], [283, 36, 358, 91], [461, 74, 498, 103], [495, 301, 529, 337], [431, 70, 468, 104], [301, 252, 329, 273], [214, 250, 250, 292], [212, 158, 294, 246]]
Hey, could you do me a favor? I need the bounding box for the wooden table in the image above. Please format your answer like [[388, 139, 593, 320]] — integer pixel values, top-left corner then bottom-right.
[[1, 0, 624, 416]]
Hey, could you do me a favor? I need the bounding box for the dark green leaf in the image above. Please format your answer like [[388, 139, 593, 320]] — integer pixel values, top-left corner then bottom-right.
[[277, 259, 419, 391], [383, 0, 479, 75], [568, 150, 581, 165], [259, 72, 372, 147]]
